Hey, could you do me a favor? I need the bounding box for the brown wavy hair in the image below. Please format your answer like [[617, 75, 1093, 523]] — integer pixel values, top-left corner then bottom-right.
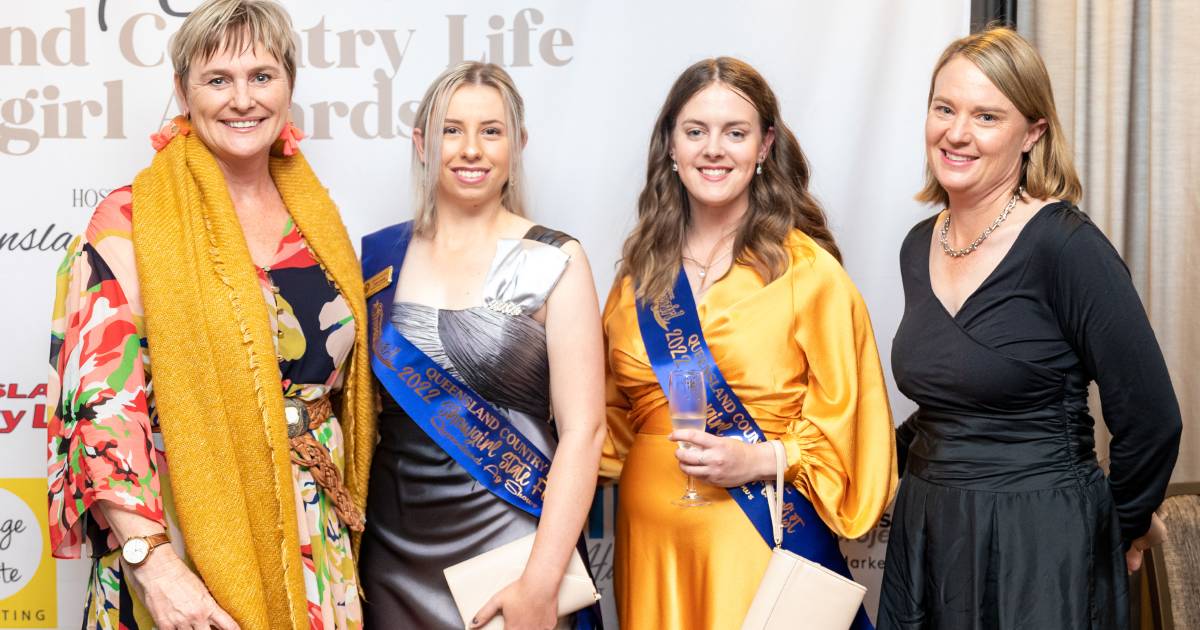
[[618, 57, 840, 302], [917, 26, 1081, 206]]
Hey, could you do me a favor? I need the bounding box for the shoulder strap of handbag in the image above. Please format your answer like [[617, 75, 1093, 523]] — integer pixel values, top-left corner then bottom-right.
[[766, 441, 787, 548], [361, 222, 552, 518], [634, 268, 867, 590]]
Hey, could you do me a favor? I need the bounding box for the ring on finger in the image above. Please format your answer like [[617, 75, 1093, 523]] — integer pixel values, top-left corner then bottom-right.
[[699, 450, 707, 466]]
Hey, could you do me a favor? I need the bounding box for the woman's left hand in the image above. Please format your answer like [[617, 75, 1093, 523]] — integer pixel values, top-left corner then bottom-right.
[[670, 429, 775, 488], [471, 576, 558, 630]]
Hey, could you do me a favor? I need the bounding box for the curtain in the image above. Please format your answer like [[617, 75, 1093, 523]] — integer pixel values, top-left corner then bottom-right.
[[1018, 1, 1199, 486]]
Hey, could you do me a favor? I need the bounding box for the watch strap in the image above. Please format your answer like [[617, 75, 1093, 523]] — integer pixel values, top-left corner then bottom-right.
[[143, 532, 170, 551]]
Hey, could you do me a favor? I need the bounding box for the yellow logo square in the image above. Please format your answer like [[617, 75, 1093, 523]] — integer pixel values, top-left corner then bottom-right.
[[0, 478, 56, 628]]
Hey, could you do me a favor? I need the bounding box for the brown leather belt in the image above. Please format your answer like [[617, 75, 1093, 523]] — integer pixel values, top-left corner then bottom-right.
[[150, 397, 364, 532], [283, 396, 331, 438], [285, 396, 365, 532]]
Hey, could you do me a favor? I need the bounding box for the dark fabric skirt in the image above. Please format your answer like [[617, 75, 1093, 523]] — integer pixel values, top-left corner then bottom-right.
[[359, 392, 602, 630], [877, 474, 1129, 630]]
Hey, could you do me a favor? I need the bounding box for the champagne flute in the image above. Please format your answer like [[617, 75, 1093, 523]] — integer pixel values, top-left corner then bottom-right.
[[669, 369, 709, 507]]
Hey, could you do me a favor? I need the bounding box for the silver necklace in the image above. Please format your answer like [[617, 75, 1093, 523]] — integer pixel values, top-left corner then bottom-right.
[[939, 188, 1023, 258]]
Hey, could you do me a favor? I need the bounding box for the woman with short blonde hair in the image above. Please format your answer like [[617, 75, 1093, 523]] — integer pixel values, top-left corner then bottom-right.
[[169, 0, 298, 87], [914, 27, 1082, 207], [879, 27, 1181, 629], [46, 1, 373, 629]]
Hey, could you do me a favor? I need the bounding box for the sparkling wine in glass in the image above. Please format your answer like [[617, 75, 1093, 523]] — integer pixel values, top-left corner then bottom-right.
[[669, 369, 709, 507]]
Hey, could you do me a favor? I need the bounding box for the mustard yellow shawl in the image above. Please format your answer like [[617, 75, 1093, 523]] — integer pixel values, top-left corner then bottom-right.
[[131, 124, 374, 630]]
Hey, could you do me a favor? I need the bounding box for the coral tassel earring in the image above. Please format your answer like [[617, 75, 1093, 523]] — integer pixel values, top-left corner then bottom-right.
[[279, 121, 305, 157]]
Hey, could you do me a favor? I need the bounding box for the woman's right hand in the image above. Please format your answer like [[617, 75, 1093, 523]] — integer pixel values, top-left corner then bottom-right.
[[123, 546, 240, 630], [470, 575, 559, 630]]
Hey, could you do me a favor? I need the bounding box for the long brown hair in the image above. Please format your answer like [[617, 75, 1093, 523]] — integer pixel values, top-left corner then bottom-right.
[[619, 57, 840, 302], [916, 27, 1081, 206]]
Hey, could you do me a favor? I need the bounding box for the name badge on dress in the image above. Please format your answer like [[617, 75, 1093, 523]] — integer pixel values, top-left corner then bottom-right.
[[364, 265, 393, 299]]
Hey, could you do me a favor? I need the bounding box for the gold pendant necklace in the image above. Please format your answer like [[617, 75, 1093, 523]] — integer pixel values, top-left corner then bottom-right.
[[683, 230, 736, 289]]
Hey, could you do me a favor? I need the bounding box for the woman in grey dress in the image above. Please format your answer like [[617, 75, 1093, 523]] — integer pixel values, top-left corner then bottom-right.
[[359, 62, 606, 630]]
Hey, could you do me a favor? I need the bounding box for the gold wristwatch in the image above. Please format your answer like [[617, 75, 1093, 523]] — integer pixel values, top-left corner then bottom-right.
[[121, 532, 170, 566]]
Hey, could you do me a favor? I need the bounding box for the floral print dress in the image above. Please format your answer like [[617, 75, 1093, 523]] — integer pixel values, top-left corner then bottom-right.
[[47, 187, 362, 630]]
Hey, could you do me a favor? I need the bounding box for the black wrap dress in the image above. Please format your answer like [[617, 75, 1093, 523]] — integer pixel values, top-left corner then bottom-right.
[[878, 202, 1182, 630]]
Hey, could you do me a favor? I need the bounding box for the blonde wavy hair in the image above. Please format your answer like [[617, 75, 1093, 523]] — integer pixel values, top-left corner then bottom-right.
[[410, 62, 528, 236], [619, 57, 840, 302], [917, 26, 1081, 206], [170, 0, 297, 89]]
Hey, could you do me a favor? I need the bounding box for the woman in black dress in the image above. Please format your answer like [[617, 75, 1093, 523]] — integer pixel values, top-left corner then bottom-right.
[[878, 27, 1182, 630]]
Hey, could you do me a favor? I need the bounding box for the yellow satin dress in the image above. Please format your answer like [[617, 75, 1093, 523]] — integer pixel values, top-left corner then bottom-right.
[[601, 229, 898, 630]]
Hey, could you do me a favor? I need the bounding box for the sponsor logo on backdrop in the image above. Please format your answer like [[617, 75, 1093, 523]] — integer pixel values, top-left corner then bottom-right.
[[0, 226, 73, 253], [0, 479, 57, 628], [71, 188, 114, 209], [0, 384, 47, 435], [841, 510, 891, 572], [0, 188, 116, 256], [1, 4, 575, 156]]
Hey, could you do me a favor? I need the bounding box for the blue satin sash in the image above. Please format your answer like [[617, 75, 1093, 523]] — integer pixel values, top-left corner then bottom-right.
[[635, 269, 871, 630], [363, 221, 554, 517]]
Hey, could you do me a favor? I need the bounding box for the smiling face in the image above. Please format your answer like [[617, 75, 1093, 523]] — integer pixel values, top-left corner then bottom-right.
[[417, 83, 513, 211], [926, 55, 1046, 205], [670, 82, 774, 215], [176, 40, 291, 168]]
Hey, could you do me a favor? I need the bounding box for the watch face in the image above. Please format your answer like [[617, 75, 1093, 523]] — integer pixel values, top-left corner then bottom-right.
[[123, 537, 150, 564]]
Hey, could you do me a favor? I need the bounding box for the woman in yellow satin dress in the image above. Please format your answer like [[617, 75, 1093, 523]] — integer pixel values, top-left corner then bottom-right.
[[601, 57, 898, 629]]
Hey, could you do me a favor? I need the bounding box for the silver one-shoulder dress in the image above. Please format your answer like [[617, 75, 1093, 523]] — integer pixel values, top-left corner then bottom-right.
[[360, 226, 584, 629]]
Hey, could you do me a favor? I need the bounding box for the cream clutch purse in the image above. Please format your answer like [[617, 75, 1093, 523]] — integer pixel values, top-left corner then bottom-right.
[[741, 441, 867, 630], [443, 532, 601, 630]]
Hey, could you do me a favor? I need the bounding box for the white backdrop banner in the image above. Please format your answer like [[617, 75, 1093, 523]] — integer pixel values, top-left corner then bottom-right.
[[0, 1, 967, 627]]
